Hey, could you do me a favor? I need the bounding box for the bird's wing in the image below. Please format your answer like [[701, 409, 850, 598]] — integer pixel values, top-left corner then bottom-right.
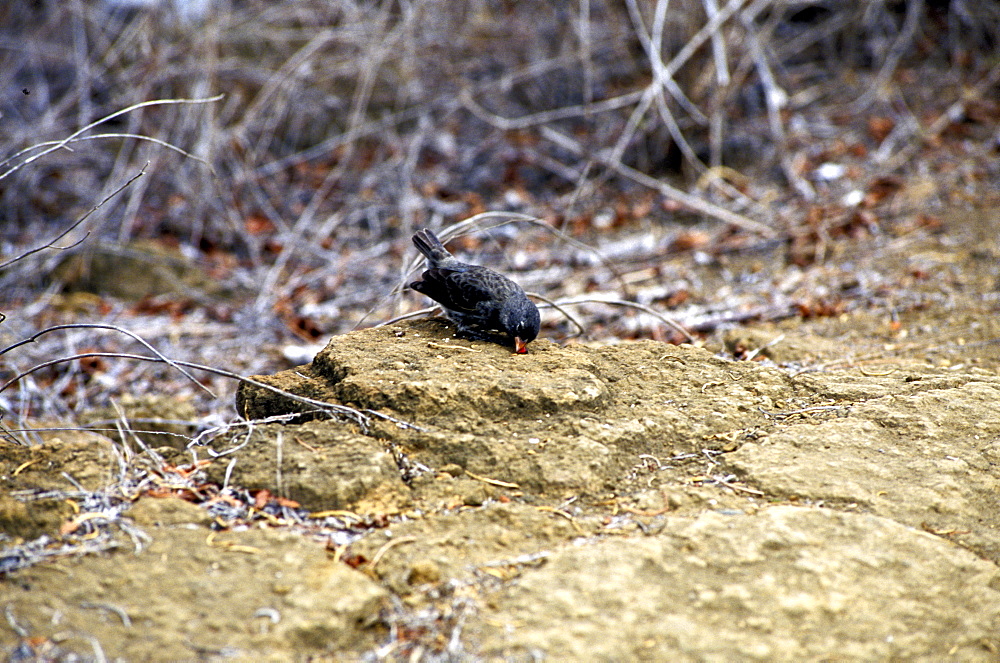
[[415, 268, 496, 312]]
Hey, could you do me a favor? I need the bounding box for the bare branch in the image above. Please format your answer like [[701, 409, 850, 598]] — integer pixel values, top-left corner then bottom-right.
[[0, 322, 215, 398], [0, 95, 223, 180], [0, 351, 429, 433], [553, 296, 696, 343], [540, 126, 776, 236], [0, 165, 147, 271]]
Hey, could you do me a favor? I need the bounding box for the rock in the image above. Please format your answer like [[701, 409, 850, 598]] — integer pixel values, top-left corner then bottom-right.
[[9, 316, 1000, 660], [83, 394, 198, 451], [0, 492, 73, 540], [2, 525, 387, 659], [127, 496, 215, 527], [50, 240, 231, 301], [473, 506, 1000, 660], [202, 420, 411, 512], [1, 431, 119, 494], [233, 319, 792, 497], [725, 380, 1000, 562]]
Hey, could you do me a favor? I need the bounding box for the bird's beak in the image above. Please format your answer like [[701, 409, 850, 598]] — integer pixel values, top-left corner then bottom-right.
[[514, 337, 528, 354]]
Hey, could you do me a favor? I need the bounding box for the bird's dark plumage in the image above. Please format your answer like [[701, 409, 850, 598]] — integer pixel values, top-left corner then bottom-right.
[[409, 228, 540, 353]]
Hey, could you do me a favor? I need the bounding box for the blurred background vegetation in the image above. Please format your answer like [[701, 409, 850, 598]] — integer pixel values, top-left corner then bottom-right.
[[1, 0, 998, 417]]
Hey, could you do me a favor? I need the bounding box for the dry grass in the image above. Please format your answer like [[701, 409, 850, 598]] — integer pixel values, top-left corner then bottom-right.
[[1, 0, 998, 426]]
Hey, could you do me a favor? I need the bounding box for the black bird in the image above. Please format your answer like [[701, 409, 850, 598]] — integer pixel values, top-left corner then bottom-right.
[[409, 228, 540, 353]]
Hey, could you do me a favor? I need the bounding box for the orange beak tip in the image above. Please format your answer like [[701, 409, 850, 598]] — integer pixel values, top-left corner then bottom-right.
[[514, 337, 528, 354]]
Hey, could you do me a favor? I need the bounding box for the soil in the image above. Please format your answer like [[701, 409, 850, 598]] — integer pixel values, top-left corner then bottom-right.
[[3, 208, 1000, 660]]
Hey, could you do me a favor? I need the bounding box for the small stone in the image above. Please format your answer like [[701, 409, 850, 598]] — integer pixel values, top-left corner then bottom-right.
[[439, 463, 465, 477], [407, 559, 442, 586]]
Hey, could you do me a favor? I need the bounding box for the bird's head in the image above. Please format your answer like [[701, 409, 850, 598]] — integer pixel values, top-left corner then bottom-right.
[[500, 297, 541, 354]]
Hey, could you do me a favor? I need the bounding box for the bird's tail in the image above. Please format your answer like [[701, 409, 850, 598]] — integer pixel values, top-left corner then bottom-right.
[[412, 228, 453, 264]]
